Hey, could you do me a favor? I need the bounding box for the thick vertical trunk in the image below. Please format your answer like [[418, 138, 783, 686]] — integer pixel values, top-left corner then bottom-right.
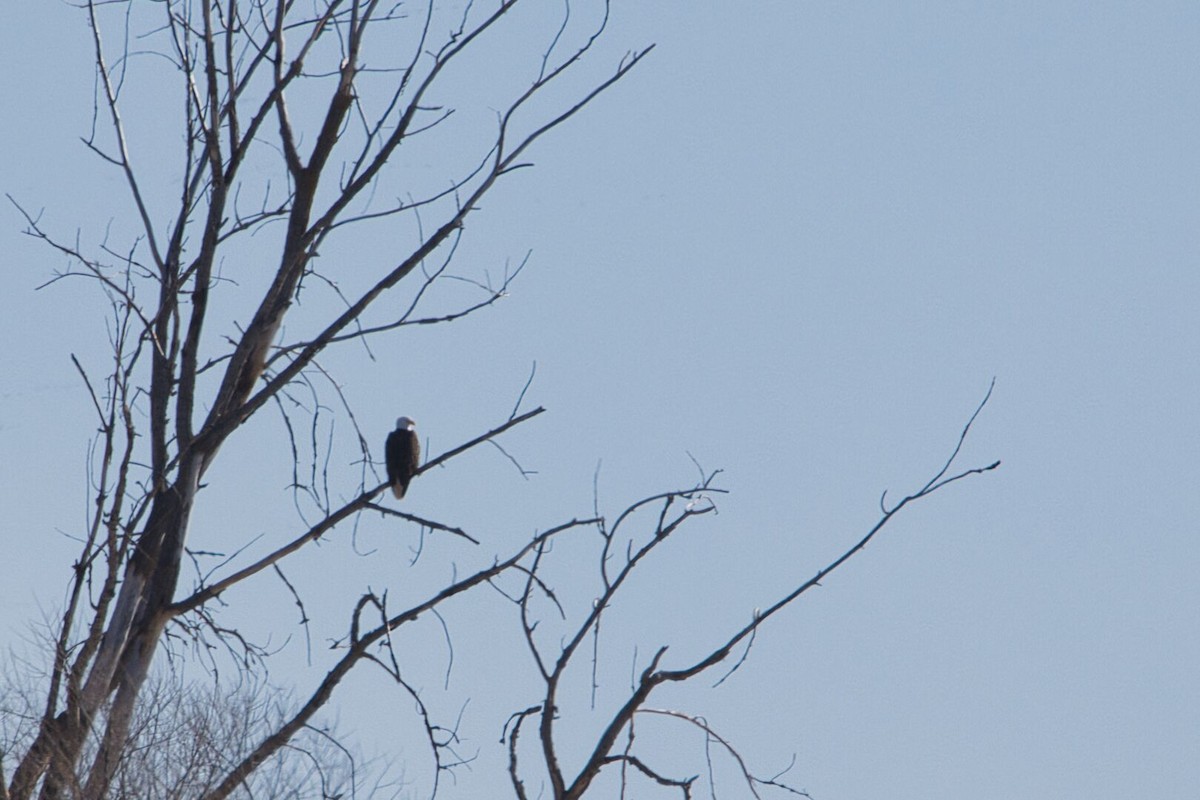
[[23, 457, 201, 800]]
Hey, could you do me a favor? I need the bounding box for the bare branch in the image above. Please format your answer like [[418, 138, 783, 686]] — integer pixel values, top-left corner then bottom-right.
[[84, 0, 165, 272], [639, 709, 811, 799], [170, 407, 545, 614], [203, 514, 600, 800], [364, 504, 480, 545], [559, 388, 998, 799]]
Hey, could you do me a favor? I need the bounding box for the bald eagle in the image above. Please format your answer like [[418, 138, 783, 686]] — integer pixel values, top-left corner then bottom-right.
[[385, 417, 420, 499]]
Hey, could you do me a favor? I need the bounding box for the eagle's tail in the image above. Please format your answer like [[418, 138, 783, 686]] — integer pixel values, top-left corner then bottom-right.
[[391, 481, 406, 499]]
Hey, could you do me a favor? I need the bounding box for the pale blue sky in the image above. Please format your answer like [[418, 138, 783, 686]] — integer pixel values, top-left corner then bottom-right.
[[2, 3, 1198, 799]]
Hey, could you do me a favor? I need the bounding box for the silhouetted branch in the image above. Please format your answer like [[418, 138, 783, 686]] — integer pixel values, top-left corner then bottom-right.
[[540, 388, 998, 800], [170, 407, 545, 615], [205, 515, 600, 800]]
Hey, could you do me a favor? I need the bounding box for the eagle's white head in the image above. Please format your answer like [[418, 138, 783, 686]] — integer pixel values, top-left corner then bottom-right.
[[396, 416, 416, 430]]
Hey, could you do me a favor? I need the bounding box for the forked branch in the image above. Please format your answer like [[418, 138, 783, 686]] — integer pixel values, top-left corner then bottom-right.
[[551, 386, 999, 799]]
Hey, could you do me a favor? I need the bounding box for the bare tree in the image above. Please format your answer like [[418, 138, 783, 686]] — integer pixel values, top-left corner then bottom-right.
[[3, 650, 391, 800], [3, 2, 998, 799]]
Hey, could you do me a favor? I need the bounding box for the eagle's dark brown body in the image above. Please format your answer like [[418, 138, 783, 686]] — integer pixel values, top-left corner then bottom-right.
[[385, 417, 419, 499]]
